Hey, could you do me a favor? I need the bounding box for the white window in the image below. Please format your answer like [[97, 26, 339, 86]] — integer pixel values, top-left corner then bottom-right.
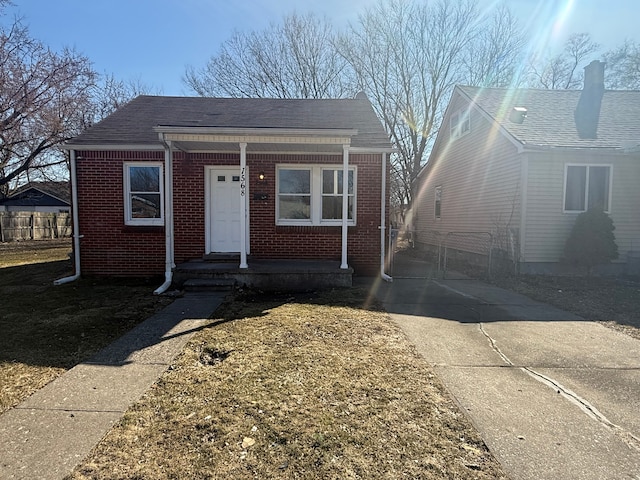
[[564, 164, 611, 213], [124, 163, 164, 226], [434, 186, 442, 219], [450, 107, 470, 140], [277, 165, 356, 226]]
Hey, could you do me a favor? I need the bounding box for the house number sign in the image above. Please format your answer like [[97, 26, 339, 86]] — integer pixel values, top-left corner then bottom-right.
[[240, 167, 246, 196]]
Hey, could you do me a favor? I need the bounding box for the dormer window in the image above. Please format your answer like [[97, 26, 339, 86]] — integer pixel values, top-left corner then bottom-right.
[[450, 107, 470, 140]]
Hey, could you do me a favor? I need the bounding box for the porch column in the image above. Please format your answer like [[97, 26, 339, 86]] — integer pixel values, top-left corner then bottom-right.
[[239, 142, 248, 269], [341, 144, 349, 269]]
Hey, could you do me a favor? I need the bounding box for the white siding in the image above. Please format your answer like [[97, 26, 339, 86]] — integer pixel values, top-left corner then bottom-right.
[[525, 151, 640, 263], [414, 95, 522, 256]]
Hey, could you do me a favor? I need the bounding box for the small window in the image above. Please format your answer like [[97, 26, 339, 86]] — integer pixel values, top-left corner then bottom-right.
[[217, 175, 226, 182], [564, 164, 611, 213], [124, 163, 163, 226], [450, 107, 470, 140], [434, 186, 442, 219]]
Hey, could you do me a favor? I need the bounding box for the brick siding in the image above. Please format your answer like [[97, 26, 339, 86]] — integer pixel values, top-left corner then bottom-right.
[[75, 150, 389, 277]]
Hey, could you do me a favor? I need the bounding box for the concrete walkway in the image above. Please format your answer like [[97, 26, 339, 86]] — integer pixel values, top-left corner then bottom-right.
[[368, 274, 640, 480], [0, 292, 227, 480]]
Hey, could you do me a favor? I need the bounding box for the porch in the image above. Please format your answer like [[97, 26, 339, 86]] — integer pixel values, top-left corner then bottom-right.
[[173, 257, 353, 292]]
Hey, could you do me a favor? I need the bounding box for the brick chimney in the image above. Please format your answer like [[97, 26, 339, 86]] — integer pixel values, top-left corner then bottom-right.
[[574, 60, 605, 139]]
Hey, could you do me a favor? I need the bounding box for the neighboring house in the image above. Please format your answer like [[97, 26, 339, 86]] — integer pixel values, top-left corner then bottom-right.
[[413, 60, 640, 275], [0, 182, 71, 213], [62, 93, 394, 289], [0, 182, 71, 241]]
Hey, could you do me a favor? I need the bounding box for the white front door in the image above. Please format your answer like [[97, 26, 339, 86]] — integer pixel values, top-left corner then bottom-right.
[[208, 168, 242, 253]]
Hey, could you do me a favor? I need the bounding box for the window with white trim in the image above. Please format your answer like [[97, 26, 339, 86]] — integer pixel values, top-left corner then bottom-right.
[[564, 164, 611, 213], [124, 163, 164, 226], [277, 165, 356, 225], [450, 107, 470, 139]]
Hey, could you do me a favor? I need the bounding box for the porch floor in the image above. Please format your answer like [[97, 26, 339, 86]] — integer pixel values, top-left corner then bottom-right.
[[173, 258, 353, 291]]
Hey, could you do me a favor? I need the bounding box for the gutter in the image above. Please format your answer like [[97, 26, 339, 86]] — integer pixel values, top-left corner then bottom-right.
[[154, 137, 175, 295], [54, 150, 81, 285], [380, 152, 392, 282], [153, 126, 359, 138]]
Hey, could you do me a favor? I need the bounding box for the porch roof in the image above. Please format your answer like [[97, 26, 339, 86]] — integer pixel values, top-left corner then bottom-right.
[[154, 126, 359, 154]]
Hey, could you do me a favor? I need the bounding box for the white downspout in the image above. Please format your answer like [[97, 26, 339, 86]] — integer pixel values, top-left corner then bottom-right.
[[54, 149, 82, 285], [154, 139, 174, 294], [380, 152, 392, 282], [340, 144, 349, 269], [239, 142, 248, 269]]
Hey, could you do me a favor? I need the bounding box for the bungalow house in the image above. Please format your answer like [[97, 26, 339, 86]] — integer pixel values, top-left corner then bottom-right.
[[0, 181, 70, 213], [59, 93, 394, 291], [413, 61, 640, 275]]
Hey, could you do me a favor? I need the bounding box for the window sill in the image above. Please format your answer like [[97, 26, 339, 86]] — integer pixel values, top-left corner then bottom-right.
[[276, 224, 356, 234], [122, 225, 165, 234], [276, 222, 356, 227]]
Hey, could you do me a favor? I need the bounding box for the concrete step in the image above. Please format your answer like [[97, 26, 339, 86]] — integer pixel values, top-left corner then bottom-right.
[[201, 253, 241, 263], [182, 278, 236, 292]]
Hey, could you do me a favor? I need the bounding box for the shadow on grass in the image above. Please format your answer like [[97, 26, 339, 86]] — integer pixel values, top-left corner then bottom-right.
[[0, 260, 172, 370], [215, 286, 386, 322], [0, 256, 385, 372]]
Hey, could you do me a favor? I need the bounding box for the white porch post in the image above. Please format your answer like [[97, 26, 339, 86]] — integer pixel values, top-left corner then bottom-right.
[[239, 142, 248, 269], [341, 144, 349, 269]]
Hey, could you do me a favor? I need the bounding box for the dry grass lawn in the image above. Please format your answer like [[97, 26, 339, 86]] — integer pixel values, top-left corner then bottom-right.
[[5, 241, 639, 479], [0, 240, 173, 413], [68, 289, 508, 479], [3, 241, 507, 478]]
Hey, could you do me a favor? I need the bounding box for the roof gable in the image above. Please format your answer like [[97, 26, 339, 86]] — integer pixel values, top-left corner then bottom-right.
[[67, 96, 391, 151]]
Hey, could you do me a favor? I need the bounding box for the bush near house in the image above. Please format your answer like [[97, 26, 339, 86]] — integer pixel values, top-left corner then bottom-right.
[[563, 208, 618, 275]]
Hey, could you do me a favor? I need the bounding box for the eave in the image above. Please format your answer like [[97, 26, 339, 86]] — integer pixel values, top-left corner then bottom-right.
[[63, 144, 164, 151]]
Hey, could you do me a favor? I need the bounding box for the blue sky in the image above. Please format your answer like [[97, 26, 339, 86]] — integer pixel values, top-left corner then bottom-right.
[[5, 0, 639, 96]]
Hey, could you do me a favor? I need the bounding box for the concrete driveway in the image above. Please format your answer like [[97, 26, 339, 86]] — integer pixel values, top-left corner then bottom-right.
[[365, 270, 640, 480]]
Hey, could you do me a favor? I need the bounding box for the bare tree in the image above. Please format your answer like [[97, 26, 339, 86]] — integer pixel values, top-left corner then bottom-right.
[[461, 4, 528, 87], [184, 12, 356, 99], [340, 0, 526, 210], [528, 33, 600, 89], [88, 73, 160, 126], [0, 16, 96, 194], [183, 1, 525, 212], [603, 40, 640, 90]]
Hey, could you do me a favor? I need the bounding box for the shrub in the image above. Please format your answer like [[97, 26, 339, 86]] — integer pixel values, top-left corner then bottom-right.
[[563, 208, 618, 275]]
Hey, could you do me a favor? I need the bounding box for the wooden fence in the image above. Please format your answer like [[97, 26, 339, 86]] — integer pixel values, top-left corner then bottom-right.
[[0, 212, 72, 242]]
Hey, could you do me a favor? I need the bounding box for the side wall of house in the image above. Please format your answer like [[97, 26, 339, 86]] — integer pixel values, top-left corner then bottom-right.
[[77, 150, 386, 277], [76, 151, 166, 276], [523, 151, 640, 272], [413, 95, 522, 261]]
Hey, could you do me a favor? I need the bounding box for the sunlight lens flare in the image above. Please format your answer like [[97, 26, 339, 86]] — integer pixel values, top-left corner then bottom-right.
[[552, 0, 576, 39]]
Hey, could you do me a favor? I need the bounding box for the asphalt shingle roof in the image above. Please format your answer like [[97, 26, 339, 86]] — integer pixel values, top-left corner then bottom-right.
[[458, 85, 640, 149], [67, 95, 391, 150], [1, 182, 70, 206]]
